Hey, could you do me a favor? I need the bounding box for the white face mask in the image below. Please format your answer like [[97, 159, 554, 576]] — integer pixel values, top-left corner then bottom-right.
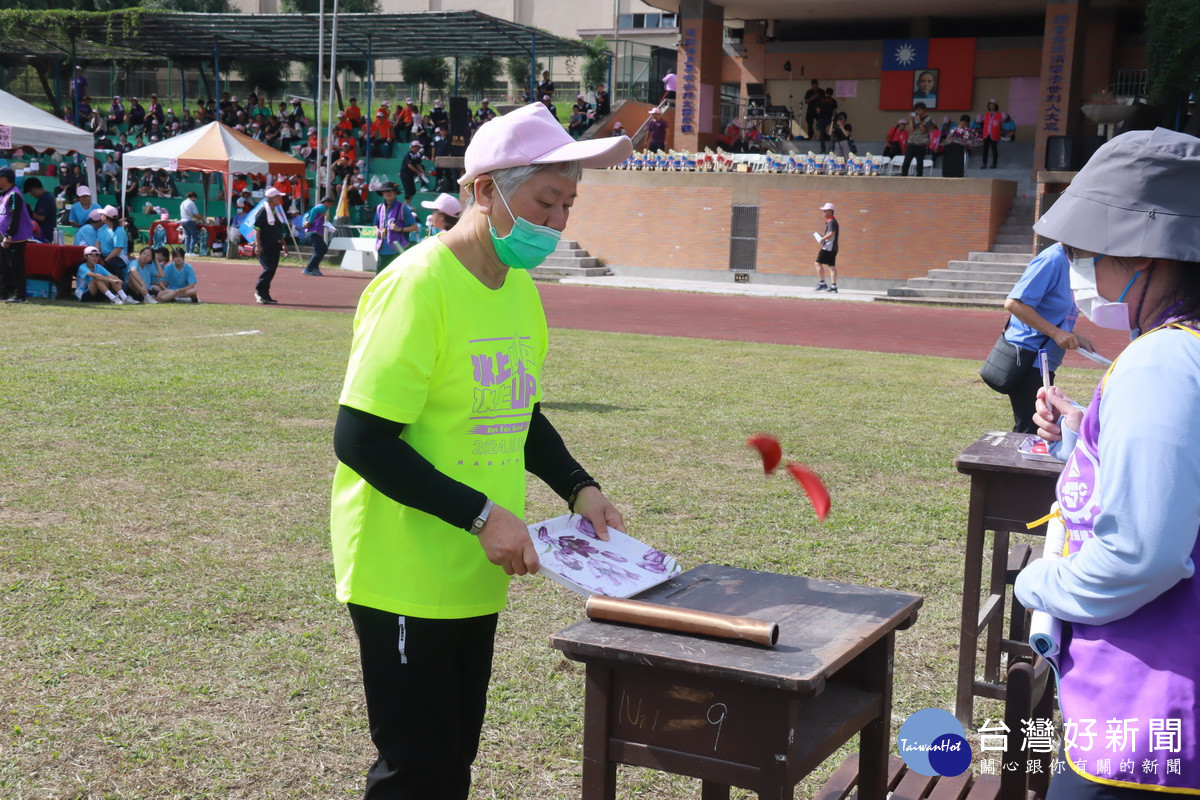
[[1068, 253, 1140, 332]]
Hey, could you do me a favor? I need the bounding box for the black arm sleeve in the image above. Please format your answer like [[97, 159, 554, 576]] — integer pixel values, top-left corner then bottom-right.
[[333, 405, 486, 532], [5, 194, 19, 238], [523, 402, 594, 503]]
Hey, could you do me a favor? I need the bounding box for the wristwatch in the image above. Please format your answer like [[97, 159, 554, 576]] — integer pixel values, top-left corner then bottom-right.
[[469, 498, 495, 536]]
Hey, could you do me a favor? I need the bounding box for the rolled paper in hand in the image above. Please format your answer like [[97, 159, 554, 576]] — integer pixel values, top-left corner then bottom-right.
[[585, 595, 780, 647]]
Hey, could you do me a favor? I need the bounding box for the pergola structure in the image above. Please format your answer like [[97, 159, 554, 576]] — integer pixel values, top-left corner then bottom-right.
[[3, 8, 592, 203], [59, 11, 589, 63]]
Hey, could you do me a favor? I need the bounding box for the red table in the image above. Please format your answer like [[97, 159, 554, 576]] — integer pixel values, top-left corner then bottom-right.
[[25, 242, 86, 297]]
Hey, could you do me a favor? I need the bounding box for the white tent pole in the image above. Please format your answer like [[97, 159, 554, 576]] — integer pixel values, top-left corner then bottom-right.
[[225, 171, 233, 258], [85, 156, 98, 201], [315, 0, 324, 210], [120, 166, 127, 222], [323, 0, 340, 204]]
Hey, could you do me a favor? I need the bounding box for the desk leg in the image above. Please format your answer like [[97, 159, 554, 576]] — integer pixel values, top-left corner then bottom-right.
[[581, 663, 616, 800], [955, 479, 987, 726], [700, 780, 731, 800], [983, 527, 1010, 684], [857, 632, 894, 800]]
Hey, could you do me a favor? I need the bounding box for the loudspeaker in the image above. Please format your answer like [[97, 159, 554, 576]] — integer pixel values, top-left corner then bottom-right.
[[1076, 135, 1106, 169], [1045, 136, 1074, 171], [941, 143, 965, 177], [448, 97, 470, 156]]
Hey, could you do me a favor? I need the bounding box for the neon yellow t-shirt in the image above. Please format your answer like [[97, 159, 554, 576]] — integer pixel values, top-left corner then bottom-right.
[[331, 237, 547, 618]]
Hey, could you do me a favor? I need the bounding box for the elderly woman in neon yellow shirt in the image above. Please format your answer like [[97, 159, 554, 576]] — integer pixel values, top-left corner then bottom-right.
[[331, 103, 631, 799]]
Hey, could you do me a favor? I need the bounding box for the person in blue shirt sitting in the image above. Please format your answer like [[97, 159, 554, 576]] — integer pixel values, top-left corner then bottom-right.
[[73, 208, 105, 250], [157, 246, 199, 303], [67, 185, 97, 230], [124, 245, 163, 304], [75, 245, 135, 304], [98, 205, 130, 282]]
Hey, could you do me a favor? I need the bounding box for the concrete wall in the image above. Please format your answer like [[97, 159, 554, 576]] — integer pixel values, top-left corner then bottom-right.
[[565, 170, 1016, 290]]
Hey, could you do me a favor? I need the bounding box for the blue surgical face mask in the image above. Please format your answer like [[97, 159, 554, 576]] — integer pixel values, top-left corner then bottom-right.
[[488, 183, 562, 271]]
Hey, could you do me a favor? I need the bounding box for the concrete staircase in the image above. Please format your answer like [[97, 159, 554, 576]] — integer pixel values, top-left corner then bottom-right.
[[531, 239, 611, 280], [881, 180, 1037, 307]]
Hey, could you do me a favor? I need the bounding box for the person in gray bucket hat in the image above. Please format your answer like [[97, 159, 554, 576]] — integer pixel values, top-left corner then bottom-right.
[[1013, 126, 1200, 799]]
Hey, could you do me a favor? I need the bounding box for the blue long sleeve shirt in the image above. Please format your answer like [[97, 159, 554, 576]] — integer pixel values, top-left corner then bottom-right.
[[1014, 326, 1200, 625]]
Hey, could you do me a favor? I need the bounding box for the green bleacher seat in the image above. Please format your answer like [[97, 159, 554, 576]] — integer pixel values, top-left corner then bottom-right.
[[132, 213, 159, 231], [174, 182, 206, 199]]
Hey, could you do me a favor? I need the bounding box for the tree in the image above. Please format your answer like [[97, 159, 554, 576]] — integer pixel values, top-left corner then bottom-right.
[[581, 35, 611, 92], [1145, 0, 1200, 111], [280, 0, 379, 86], [0, 3, 235, 113], [459, 56, 501, 100], [506, 55, 543, 94], [234, 60, 289, 102], [402, 56, 450, 102]]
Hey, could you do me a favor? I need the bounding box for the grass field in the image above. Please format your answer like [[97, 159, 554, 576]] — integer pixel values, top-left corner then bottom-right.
[[0, 301, 1101, 799]]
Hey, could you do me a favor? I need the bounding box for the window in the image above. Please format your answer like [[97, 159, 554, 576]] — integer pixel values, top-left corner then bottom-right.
[[619, 13, 677, 30]]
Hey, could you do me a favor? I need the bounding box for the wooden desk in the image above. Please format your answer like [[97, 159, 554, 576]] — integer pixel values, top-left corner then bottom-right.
[[550, 564, 922, 800], [953, 431, 1062, 726]]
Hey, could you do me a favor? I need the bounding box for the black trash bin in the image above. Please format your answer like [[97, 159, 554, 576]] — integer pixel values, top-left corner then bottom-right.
[[942, 143, 966, 177]]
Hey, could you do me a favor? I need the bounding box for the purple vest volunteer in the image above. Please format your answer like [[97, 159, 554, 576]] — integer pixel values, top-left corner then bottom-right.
[[0, 187, 36, 243], [1056, 322, 1200, 793], [374, 201, 410, 252], [304, 208, 326, 237]]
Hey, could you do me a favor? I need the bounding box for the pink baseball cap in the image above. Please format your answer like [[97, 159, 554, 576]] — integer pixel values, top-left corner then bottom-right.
[[88, 209, 104, 221], [820, 202, 835, 211], [77, 186, 92, 196], [459, 102, 632, 186], [83, 246, 100, 255], [421, 193, 464, 217], [264, 187, 283, 198], [102, 205, 119, 217]]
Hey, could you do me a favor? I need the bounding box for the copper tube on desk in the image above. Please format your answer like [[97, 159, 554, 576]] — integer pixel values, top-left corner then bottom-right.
[[585, 595, 780, 647]]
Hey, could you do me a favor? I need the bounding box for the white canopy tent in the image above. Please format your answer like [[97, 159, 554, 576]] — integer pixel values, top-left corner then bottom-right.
[[0, 89, 97, 195], [120, 122, 305, 252]]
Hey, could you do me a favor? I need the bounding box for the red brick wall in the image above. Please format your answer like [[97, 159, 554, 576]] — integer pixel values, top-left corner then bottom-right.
[[975, 47, 1043, 78], [566, 171, 1016, 284]]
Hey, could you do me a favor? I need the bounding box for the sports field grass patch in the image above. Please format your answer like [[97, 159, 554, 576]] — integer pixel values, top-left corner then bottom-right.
[[0, 301, 1099, 798]]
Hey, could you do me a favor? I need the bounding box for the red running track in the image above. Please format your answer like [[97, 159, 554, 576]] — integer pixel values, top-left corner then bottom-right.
[[192, 260, 1128, 369]]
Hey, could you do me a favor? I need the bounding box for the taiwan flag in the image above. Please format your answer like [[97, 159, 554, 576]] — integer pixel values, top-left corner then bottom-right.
[[880, 38, 976, 112]]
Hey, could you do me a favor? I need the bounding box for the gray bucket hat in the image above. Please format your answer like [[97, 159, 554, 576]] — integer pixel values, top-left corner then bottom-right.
[[1034, 127, 1200, 262]]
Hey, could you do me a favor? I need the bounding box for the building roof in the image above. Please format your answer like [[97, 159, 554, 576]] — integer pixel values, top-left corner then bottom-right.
[[0, 10, 589, 63], [646, 0, 1128, 22]]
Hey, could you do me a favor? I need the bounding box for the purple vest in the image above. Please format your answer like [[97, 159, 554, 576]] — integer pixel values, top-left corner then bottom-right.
[[1056, 324, 1200, 792], [0, 187, 35, 243], [375, 201, 409, 251], [303, 209, 326, 237]]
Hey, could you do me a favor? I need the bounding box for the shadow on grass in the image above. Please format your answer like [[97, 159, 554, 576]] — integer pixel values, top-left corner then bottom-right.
[[541, 401, 638, 414]]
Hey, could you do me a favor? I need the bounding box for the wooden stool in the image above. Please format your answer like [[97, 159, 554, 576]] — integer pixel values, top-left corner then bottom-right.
[[817, 657, 1055, 800]]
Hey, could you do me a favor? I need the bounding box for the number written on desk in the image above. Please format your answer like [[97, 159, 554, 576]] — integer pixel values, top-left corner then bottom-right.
[[707, 702, 728, 752]]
